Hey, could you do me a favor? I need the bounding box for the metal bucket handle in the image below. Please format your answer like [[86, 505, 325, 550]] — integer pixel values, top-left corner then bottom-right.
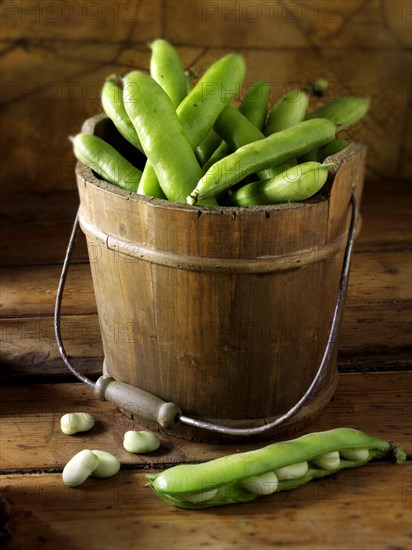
[[55, 192, 358, 437]]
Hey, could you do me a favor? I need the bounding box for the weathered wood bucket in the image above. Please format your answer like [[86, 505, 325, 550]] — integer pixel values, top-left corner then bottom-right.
[[75, 114, 366, 443]]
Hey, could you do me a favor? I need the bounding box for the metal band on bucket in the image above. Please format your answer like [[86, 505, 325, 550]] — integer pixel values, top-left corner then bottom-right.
[[78, 210, 359, 274]]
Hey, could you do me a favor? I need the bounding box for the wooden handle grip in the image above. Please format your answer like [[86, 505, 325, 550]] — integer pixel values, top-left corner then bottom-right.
[[95, 376, 181, 429]]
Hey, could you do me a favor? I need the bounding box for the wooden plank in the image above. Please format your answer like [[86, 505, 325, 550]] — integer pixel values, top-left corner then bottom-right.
[[0, 192, 88, 266], [1, 1, 162, 41], [0, 372, 410, 471], [1, 294, 410, 382], [1, 462, 410, 550], [356, 180, 412, 250], [0, 264, 96, 317], [2, 250, 410, 316], [0, 315, 103, 368], [164, 0, 411, 50], [0, 312, 410, 383]]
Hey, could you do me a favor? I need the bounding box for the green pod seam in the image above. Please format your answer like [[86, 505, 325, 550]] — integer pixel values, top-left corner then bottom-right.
[[147, 428, 405, 509], [264, 88, 310, 136], [149, 39, 188, 109], [101, 75, 142, 151], [144, 40, 187, 198], [71, 133, 142, 192], [305, 96, 370, 132], [227, 162, 333, 207], [123, 71, 214, 204], [187, 118, 336, 203], [176, 52, 246, 149]]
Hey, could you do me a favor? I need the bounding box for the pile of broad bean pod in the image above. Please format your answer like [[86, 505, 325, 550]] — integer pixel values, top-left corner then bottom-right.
[[71, 39, 370, 207]]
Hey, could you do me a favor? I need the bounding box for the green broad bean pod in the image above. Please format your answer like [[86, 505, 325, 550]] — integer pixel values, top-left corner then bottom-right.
[[226, 162, 333, 207], [318, 138, 349, 161], [201, 140, 229, 174], [214, 105, 264, 151], [187, 118, 336, 204], [176, 52, 246, 150], [147, 428, 406, 509], [299, 138, 349, 164], [149, 39, 188, 109], [138, 39, 188, 199], [264, 88, 310, 136], [71, 133, 142, 192], [239, 80, 270, 131], [259, 87, 309, 180], [123, 71, 215, 205], [211, 105, 290, 183], [305, 96, 370, 132], [196, 130, 222, 166], [137, 163, 167, 199], [101, 75, 142, 151], [202, 84, 269, 174]]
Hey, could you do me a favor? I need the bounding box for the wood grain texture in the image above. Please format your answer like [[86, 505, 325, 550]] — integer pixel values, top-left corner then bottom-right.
[[1, 251, 410, 316], [1, 372, 410, 471], [1, 463, 411, 550], [164, 0, 412, 50]]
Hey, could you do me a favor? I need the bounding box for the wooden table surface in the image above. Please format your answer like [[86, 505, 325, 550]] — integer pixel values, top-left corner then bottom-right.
[[1, 179, 411, 549]]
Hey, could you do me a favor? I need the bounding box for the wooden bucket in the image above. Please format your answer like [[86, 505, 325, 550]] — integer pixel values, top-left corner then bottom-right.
[[76, 114, 366, 443]]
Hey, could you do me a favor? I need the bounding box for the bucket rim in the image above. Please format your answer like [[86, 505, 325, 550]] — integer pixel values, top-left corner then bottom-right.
[[77, 113, 366, 216]]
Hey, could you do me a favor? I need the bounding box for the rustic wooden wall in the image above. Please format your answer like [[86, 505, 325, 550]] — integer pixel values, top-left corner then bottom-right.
[[1, 0, 411, 192]]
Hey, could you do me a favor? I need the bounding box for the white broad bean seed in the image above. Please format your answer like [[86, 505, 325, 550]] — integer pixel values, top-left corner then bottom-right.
[[60, 412, 95, 435], [340, 448, 370, 461], [123, 431, 161, 453], [181, 488, 218, 503], [275, 461, 309, 480], [311, 451, 340, 470], [91, 450, 121, 478], [62, 449, 98, 487], [240, 471, 279, 495]]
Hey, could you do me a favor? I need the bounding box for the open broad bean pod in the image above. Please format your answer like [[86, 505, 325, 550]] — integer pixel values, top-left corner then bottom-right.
[[146, 428, 406, 509]]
